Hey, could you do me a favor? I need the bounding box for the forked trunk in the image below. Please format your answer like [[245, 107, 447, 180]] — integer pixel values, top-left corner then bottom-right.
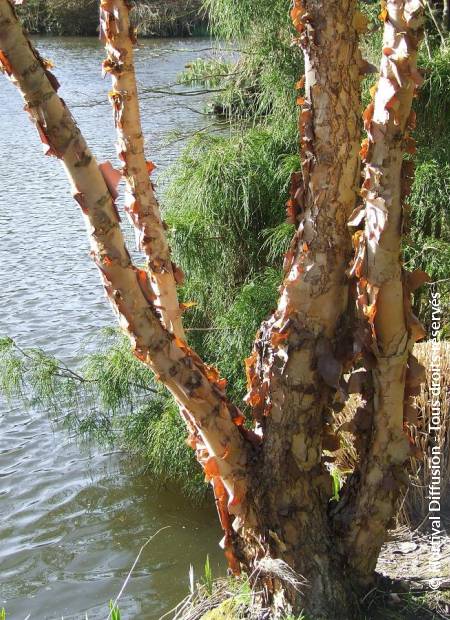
[[0, 0, 253, 571], [0, 1, 426, 618]]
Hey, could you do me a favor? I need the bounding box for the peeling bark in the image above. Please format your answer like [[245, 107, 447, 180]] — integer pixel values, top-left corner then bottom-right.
[[335, 0, 425, 583], [100, 0, 184, 338], [0, 0, 252, 568], [0, 0, 431, 617], [239, 1, 363, 616]]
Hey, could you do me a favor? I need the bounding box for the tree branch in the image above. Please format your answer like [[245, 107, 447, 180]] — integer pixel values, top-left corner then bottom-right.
[[0, 0, 252, 570], [100, 0, 184, 338], [335, 0, 426, 581]]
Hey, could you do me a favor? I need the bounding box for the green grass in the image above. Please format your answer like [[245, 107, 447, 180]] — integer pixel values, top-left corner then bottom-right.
[[109, 600, 121, 620], [203, 555, 214, 596], [178, 58, 233, 89]]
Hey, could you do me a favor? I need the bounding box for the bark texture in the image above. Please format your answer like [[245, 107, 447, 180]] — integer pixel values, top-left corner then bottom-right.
[[239, 1, 364, 616], [0, 0, 252, 570], [96, 1, 257, 566], [100, 0, 184, 338], [334, 0, 425, 583], [0, 0, 428, 617]]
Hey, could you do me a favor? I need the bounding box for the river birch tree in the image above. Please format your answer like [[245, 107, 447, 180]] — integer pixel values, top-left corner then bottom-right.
[[0, 0, 425, 617]]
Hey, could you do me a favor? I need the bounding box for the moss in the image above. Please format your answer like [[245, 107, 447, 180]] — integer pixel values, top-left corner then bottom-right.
[[201, 599, 242, 620]]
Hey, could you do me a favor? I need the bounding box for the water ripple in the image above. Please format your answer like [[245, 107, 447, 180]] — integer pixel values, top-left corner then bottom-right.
[[0, 36, 224, 619]]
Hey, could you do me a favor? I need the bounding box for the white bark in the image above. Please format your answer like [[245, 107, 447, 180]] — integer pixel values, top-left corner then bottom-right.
[[100, 0, 184, 338], [0, 0, 251, 570]]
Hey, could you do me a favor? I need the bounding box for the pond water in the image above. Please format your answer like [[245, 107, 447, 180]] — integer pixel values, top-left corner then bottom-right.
[[0, 37, 225, 619]]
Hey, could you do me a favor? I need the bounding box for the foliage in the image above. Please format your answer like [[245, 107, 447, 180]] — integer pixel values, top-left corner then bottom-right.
[[205, 3, 301, 121], [178, 58, 233, 89], [418, 45, 450, 134], [164, 127, 297, 401], [16, 0, 206, 37], [329, 466, 343, 504], [405, 44, 450, 333], [355, 4, 450, 333], [203, 0, 290, 40], [0, 331, 207, 500], [0, 336, 78, 408], [131, 0, 207, 37], [139, 0, 450, 502], [203, 555, 214, 596], [16, 0, 98, 36], [121, 393, 207, 501]]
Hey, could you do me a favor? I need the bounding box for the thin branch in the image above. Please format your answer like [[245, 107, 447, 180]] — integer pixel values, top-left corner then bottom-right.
[[9, 339, 159, 394], [0, 0, 251, 572], [102, 0, 185, 338]]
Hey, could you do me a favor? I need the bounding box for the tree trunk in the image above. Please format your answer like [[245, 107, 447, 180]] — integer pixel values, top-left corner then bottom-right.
[[0, 0, 426, 618], [236, 1, 365, 616], [333, 0, 425, 585], [0, 0, 253, 572], [100, 0, 184, 338]]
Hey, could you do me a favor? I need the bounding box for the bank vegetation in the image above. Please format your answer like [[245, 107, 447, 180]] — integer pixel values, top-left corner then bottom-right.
[[16, 0, 206, 37]]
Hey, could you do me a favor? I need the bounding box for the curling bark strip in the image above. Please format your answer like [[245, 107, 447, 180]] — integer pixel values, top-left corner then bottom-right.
[[100, 0, 184, 338], [98, 2, 250, 558], [240, 1, 364, 615], [247, 0, 363, 458], [0, 0, 250, 566], [340, 0, 424, 580]]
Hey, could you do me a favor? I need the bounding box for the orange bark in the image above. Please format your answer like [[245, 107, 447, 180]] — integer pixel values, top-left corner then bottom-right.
[[100, 0, 184, 338], [337, 0, 425, 580], [0, 0, 429, 616], [0, 0, 251, 568]]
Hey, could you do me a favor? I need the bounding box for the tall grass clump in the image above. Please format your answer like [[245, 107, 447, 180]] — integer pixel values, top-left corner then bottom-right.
[[404, 44, 450, 334], [163, 122, 298, 403]]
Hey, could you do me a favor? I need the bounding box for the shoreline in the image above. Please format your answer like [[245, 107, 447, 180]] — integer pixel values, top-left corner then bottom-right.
[[17, 0, 207, 38]]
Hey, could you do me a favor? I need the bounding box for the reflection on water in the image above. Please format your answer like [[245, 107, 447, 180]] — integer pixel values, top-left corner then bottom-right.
[[0, 37, 224, 619]]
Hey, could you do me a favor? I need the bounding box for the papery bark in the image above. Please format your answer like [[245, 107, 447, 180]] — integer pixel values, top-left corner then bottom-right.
[[0, 0, 252, 568], [0, 0, 430, 617], [100, 0, 184, 338], [334, 0, 425, 583], [239, 1, 363, 616]]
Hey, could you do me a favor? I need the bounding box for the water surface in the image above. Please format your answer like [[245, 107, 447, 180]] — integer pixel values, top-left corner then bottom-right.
[[0, 36, 224, 619]]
